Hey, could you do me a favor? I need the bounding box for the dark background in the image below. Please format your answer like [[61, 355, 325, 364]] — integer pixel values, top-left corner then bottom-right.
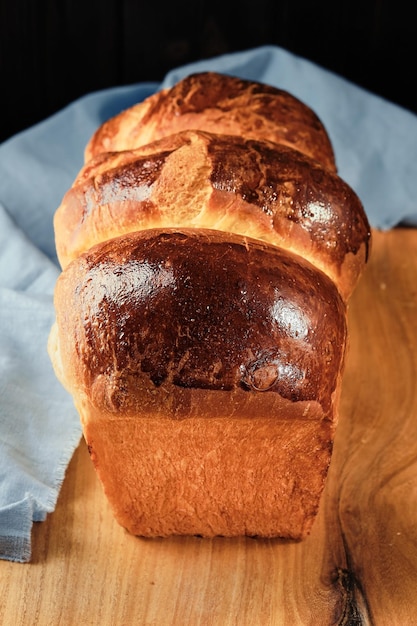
[[1, 0, 416, 144]]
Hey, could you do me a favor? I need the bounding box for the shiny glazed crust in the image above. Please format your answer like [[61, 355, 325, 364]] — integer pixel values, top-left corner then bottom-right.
[[49, 228, 347, 539], [49, 71, 371, 539], [84, 72, 337, 171], [55, 130, 370, 300]]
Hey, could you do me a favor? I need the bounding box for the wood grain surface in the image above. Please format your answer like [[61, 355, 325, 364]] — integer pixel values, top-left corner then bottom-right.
[[1, 227, 416, 626]]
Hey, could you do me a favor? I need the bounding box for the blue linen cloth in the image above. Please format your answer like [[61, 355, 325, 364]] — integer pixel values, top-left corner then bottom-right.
[[1, 45, 416, 562]]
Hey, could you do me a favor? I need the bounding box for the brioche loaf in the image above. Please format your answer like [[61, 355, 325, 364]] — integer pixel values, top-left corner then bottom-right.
[[49, 71, 371, 540]]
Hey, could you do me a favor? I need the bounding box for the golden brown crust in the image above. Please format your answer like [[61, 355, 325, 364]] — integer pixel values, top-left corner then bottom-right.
[[55, 130, 370, 300], [84, 415, 334, 539], [51, 228, 346, 414], [49, 71, 370, 540], [49, 228, 346, 538], [84, 72, 337, 171]]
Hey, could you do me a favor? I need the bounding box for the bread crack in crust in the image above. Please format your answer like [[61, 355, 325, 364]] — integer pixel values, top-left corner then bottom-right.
[[56, 130, 370, 300]]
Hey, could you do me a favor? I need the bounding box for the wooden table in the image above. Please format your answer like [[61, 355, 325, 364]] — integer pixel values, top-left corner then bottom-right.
[[1, 228, 416, 625]]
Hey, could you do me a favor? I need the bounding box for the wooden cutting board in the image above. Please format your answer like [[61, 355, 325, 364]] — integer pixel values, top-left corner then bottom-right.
[[1, 227, 416, 626]]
